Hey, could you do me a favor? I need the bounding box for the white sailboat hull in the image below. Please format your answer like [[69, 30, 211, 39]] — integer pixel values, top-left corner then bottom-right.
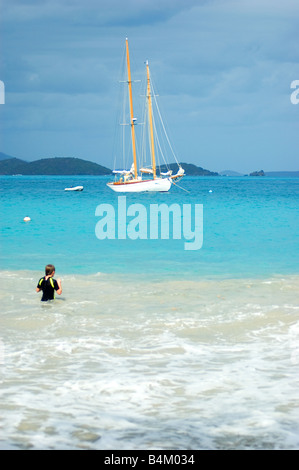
[[107, 177, 172, 193]]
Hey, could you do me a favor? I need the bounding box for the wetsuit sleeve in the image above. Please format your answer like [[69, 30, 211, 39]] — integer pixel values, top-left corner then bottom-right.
[[53, 279, 59, 291], [37, 278, 44, 289]]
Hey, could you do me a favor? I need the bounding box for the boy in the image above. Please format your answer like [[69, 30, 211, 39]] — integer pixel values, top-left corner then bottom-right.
[[36, 264, 62, 301]]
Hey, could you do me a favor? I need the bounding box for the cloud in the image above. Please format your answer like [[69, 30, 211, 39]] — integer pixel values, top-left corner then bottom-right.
[[2, 0, 202, 26], [1, 0, 299, 172]]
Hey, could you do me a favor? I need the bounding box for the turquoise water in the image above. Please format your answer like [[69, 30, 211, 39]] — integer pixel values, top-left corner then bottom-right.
[[1, 175, 299, 450], [0, 175, 298, 278]]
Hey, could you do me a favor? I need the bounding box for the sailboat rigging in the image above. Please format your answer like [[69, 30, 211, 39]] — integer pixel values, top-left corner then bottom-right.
[[107, 39, 184, 193]]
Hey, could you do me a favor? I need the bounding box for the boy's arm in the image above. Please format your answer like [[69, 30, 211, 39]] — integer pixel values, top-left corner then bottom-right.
[[36, 278, 43, 293], [56, 278, 62, 295]]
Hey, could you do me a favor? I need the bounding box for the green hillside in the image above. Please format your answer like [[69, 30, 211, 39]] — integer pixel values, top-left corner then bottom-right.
[[159, 162, 218, 176], [0, 152, 18, 161], [0, 157, 111, 175]]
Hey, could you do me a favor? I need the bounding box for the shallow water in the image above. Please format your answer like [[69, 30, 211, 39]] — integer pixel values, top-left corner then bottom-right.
[[1, 175, 298, 449], [0, 175, 298, 278], [1, 270, 298, 449]]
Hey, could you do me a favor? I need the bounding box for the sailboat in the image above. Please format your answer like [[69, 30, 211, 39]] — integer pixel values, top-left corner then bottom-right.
[[107, 39, 184, 193]]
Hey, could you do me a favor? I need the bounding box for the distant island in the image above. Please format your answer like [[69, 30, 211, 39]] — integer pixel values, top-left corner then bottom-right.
[[0, 155, 111, 175], [219, 170, 243, 176], [221, 168, 299, 177], [265, 171, 299, 177], [0, 153, 218, 176], [0, 153, 298, 177], [250, 170, 265, 176], [159, 162, 218, 176]]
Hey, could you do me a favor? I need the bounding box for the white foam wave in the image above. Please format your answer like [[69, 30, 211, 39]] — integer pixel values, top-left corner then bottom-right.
[[0, 270, 299, 449]]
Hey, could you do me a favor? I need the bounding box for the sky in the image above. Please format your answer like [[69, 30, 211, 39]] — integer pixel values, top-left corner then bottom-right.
[[0, 0, 298, 173]]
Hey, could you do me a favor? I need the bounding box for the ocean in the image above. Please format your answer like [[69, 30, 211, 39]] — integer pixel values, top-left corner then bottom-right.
[[0, 175, 298, 450]]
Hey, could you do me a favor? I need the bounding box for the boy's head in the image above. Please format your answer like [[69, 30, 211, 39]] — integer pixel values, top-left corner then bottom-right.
[[45, 264, 55, 276]]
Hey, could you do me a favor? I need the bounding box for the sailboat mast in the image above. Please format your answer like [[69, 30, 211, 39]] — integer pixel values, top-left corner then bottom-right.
[[146, 61, 156, 179], [125, 38, 138, 180]]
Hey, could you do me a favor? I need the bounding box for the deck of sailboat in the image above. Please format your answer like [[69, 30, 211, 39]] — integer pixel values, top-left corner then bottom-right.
[[107, 177, 172, 193]]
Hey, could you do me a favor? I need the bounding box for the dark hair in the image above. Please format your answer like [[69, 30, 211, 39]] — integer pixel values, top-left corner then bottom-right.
[[45, 264, 55, 276]]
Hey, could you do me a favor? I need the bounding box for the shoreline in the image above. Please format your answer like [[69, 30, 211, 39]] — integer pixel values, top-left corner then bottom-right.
[[1, 266, 299, 281]]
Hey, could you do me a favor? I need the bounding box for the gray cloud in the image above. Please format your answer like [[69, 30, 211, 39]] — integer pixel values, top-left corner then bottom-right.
[[1, 0, 298, 172]]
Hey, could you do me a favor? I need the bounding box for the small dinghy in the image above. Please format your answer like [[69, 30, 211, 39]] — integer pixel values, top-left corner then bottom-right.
[[65, 186, 84, 191]]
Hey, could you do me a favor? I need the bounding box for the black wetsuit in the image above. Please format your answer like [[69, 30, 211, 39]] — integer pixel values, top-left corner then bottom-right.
[[37, 277, 59, 301]]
